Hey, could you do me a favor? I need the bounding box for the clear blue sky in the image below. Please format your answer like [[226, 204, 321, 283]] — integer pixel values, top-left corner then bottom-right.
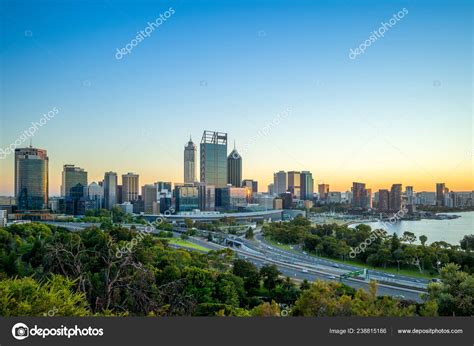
[[0, 0, 472, 195]]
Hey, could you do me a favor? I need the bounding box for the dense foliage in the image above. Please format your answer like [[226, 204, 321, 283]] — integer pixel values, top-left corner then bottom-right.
[[0, 222, 470, 316]]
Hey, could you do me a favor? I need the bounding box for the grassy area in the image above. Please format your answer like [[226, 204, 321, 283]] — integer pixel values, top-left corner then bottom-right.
[[157, 238, 209, 252], [265, 238, 435, 279]]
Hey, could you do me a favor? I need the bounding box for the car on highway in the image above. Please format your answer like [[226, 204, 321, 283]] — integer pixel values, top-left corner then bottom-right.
[[430, 278, 442, 283], [394, 295, 405, 300], [328, 275, 337, 279], [301, 269, 308, 273]]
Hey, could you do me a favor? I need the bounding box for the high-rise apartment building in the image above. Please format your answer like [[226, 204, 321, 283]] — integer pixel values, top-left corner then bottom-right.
[[352, 182, 366, 209], [14, 147, 49, 210], [200, 131, 227, 188], [122, 173, 139, 202], [184, 137, 197, 184], [390, 184, 403, 211], [378, 189, 390, 211], [436, 183, 446, 206]]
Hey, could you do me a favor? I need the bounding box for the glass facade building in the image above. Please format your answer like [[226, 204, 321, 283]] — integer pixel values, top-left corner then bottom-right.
[[200, 131, 228, 188], [175, 186, 199, 212], [14, 147, 49, 211]]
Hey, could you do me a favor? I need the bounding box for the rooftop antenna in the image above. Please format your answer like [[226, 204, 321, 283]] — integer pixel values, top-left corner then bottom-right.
[[234, 140, 236, 150], [29, 137, 32, 148]]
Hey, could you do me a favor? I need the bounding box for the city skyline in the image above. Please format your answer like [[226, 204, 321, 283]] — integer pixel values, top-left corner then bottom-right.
[[2, 142, 472, 198], [0, 0, 472, 195]]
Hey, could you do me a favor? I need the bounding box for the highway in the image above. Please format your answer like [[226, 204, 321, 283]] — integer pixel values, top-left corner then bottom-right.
[[43, 221, 426, 302]]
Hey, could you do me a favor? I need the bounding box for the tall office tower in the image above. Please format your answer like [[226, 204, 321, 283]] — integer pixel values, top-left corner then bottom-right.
[[300, 171, 314, 201], [200, 130, 228, 188], [318, 183, 329, 201], [268, 183, 275, 196], [198, 183, 216, 211], [405, 186, 414, 205], [378, 189, 390, 211], [122, 173, 139, 202], [273, 171, 287, 195], [242, 179, 258, 193], [88, 182, 104, 210], [365, 188, 372, 209], [227, 145, 242, 187], [141, 184, 157, 214], [155, 181, 172, 193], [184, 137, 197, 184], [352, 182, 367, 209], [103, 172, 118, 209], [61, 165, 87, 197], [436, 183, 445, 206], [14, 147, 49, 211], [390, 184, 403, 211], [287, 171, 301, 199]]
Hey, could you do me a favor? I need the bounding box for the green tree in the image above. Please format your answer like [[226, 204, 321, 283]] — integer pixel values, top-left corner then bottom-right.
[[245, 227, 254, 239], [0, 275, 90, 316], [419, 235, 428, 246]]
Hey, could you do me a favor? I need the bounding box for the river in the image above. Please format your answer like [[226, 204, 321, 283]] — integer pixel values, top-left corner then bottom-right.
[[351, 211, 473, 245]]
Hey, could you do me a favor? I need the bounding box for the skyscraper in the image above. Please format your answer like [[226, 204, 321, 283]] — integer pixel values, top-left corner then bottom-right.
[[268, 183, 275, 196], [405, 186, 414, 205], [352, 182, 366, 209], [14, 147, 49, 211], [141, 184, 157, 214], [300, 171, 314, 201], [378, 189, 390, 211], [390, 184, 403, 211], [88, 182, 104, 210], [200, 130, 228, 188], [318, 183, 329, 201], [365, 188, 372, 209], [103, 172, 117, 210], [273, 171, 287, 195], [184, 137, 197, 184], [122, 173, 139, 202], [227, 144, 242, 187], [287, 171, 301, 199], [197, 183, 216, 211], [436, 183, 445, 206], [242, 179, 258, 193], [61, 165, 87, 197], [155, 181, 172, 193]]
